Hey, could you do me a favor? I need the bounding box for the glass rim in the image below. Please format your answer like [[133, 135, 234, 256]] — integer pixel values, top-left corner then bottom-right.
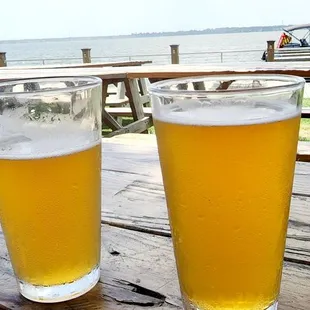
[[0, 76, 102, 97], [148, 74, 305, 97]]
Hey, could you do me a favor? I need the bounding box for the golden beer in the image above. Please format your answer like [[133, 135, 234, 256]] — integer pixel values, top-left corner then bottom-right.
[[154, 103, 301, 309], [0, 143, 101, 286]]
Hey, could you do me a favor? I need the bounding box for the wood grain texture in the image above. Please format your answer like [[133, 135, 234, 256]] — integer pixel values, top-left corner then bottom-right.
[[102, 110, 122, 130], [2, 63, 310, 82], [102, 135, 310, 196], [101, 135, 310, 265], [105, 107, 152, 117], [123, 63, 310, 79], [101, 171, 310, 264], [105, 117, 153, 137], [124, 79, 145, 121]]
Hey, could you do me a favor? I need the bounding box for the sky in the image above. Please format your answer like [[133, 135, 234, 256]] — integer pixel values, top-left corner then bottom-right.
[[1, 0, 310, 40]]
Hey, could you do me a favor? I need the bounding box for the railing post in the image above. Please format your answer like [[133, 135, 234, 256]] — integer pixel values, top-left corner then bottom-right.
[[220, 52, 223, 63], [0, 52, 7, 67], [81, 48, 91, 63], [266, 40, 275, 62], [170, 45, 180, 64]]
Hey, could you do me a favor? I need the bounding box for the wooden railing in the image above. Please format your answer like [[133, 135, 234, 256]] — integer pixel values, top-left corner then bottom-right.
[[1, 48, 266, 67]]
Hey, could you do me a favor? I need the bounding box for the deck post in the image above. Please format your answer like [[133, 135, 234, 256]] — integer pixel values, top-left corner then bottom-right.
[[0, 52, 7, 67], [170, 45, 180, 64], [81, 48, 91, 63], [266, 41, 275, 62]]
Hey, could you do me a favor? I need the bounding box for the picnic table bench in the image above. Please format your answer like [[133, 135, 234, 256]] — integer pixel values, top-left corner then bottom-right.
[[0, 134, 309, 309]]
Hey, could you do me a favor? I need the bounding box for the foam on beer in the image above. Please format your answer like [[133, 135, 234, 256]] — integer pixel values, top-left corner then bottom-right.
[[152, 99, 301, 126], [0, 116, 100, 159]]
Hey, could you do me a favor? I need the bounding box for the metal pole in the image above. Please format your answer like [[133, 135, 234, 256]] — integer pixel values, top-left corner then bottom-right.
[[170, 45, 180, 64], [81, 48, 91, 63], [0, 52, 7, 67], [266, 40, 275, 62]]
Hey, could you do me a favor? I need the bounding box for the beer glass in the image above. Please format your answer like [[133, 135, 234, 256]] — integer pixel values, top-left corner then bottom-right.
[[149, 75, 304, 310], [0, 77, 102, 302]]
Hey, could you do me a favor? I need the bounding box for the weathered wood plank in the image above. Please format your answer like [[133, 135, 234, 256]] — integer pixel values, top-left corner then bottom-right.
[[101, 169, 310, 263], [105, 98, 129, 107], [101, 136, 310, 264], [3, 63, 310, 84], [124, 79, 145, 121], [0, 225, 309, 309], [123, 63, 310, 79], [101, 80, 124, 131], [105, 117, 153, 137], [297, 142, 310, 162], [102, 135, 310, 196], [105, 107, 152, 117], [279, 261, 310, 309], [102, 110, 122, 131], [139, 78, 149, 96]]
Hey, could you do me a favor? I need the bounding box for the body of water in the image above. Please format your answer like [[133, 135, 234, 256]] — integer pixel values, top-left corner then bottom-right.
[[0, 31, 283, 66]]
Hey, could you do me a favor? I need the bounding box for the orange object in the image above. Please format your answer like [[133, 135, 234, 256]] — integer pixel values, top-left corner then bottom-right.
[[278, 32, 292, 48]]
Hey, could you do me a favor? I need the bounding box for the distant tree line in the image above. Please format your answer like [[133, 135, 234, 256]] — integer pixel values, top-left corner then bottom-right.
[[0, 25, 291, 43], [129, 25, 290, 38]]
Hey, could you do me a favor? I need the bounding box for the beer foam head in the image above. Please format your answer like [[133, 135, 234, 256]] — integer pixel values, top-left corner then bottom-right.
[[152, 99, 301, 126], [0, 116, 100, 159]]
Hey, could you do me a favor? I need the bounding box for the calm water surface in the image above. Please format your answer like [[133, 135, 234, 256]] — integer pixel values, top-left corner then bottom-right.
[[0, 31, 283, 66]]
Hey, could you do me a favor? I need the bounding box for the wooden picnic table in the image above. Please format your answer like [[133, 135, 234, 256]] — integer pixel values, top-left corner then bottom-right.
[[3, 62, 310, 81], [0, 134, 309, 310], [123, 62, 310, 80], [0, 66, 153, 136], [0, 63, 310, 135], [1, 60, 152, 70]]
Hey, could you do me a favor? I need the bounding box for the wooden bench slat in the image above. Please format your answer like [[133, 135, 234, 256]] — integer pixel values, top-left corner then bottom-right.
[[105, 107, 152, 117], [105, 117, 153, 137], [297, 141, 310, 162], [105, 97, 129, 106]]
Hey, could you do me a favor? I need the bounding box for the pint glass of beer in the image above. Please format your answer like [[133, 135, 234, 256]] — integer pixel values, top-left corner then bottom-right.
[[149, 75, 304, 310], [0, 77, 102, 302]]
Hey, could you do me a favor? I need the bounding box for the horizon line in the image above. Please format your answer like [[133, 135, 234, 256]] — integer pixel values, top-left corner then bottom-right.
[[0, 24, 291, 43]]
